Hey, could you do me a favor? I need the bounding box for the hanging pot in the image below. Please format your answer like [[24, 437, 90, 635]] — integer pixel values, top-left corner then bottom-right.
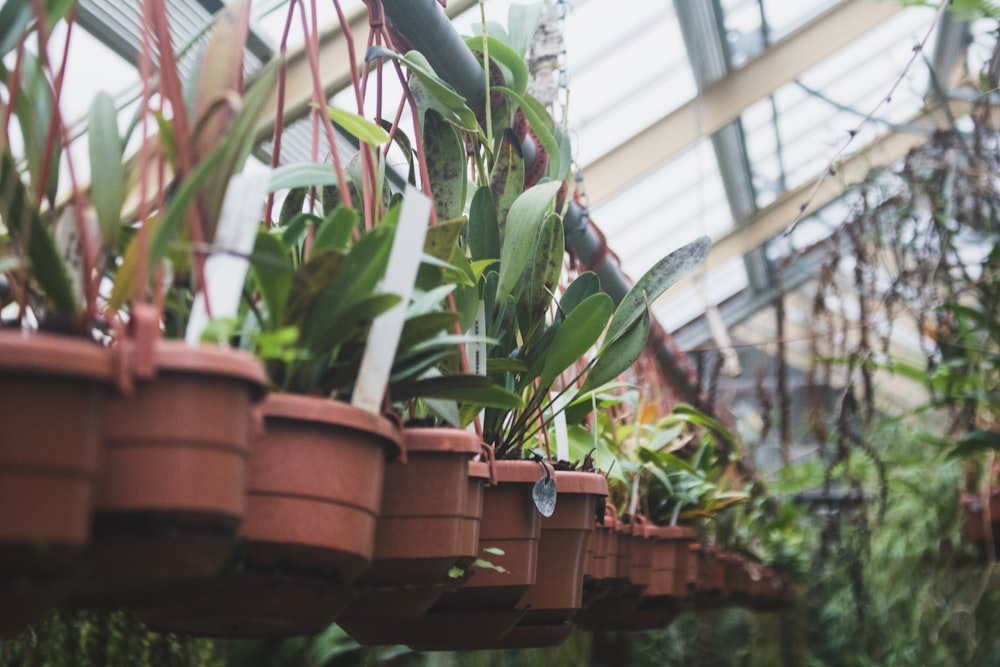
[[574, 514, 656, 631], [74, 340, 266, 608], [338, 442, 496, 646], [338, 428, 484, 642], [581, 503, 622, 608], [140, 394, 401, 637], [0, 331, 112, 574], [0, 331, 113, 634], [399, 459, 542, 651], [486, 470, 608, 649]]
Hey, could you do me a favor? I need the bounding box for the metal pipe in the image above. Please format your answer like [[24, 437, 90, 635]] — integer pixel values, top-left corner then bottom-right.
[[381, 0, 487, 107]]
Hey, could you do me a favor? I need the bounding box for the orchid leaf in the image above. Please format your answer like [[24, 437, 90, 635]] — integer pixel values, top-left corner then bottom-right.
[[580, 308, 650, 394], [469, 185, 501, 262], [496, 180, 562, 302], [489, 129, 525, 237], [88, 91, 125, 248], [326, 106, 391, 146], [603, 235, 710, 351], [540, 292, 613, 389], [423, 108, 467, 221]]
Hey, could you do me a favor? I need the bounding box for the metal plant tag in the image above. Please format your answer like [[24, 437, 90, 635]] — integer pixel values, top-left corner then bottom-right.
[[532, 459, 557, 517]]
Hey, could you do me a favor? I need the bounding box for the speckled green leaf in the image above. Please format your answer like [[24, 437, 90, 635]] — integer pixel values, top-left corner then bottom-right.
[[490, 129, 525, 238], [540, 292, 613, 389], [424, 218, 465, 263], [423, 109, 467, 221], [604, 235, 710, 351], [496, 180, 562, 303], [580, 308, 651, 395], [525, 211, 564, 333], [559, 272, 600, 319], [469, 186, 500, 262]]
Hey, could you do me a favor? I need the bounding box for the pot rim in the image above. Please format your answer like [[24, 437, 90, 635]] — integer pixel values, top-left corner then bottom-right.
[[261, 393, 402, 456], [403, 427, 484, 456], [553, 470, 609, 496], [146, 340, 268, 395], [0, 329, 112, 381]]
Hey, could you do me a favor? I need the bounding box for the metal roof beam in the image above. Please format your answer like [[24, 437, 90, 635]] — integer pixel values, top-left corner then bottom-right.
[[582, 0, 903, 207]]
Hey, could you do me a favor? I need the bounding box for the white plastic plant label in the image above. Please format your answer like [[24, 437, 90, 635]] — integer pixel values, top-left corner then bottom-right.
[[352, 185, 432, 414], [552, 391, 570, 462], [466, 300, 488, 434], [468, 300, 488, 376], [52, 206, 94, 311], [185, 169, 270, 344]]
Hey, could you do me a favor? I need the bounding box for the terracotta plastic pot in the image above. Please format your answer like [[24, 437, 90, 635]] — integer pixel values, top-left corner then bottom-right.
[[644, 525, 697, 599], [486, 470, 608, 649], [581, 503, 622, 608], [338, 454, 496, 646], [140, 394, 401, 637], [689, 545, 728, 611], [575, 515, 665, 631], [338, 428, 484, 643], [0, 331, 112, 576], [403, 459, 543, 652], [79, 341, 266, 605]]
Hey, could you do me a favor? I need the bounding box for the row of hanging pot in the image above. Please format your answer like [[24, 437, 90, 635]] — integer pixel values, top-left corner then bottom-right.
[[0, 330, 599, 645], [0, 328, 792, 650]]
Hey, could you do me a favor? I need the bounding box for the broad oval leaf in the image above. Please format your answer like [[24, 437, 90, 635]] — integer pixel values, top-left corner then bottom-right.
[[603, 236, 710, 351], [423, 109, 467, 221], [524, 211, 564, 335], [326, 105, 391, 146], [88, 91, 124, 248], [559, 272, 600, 318], [490, 128, 525, 238], [469, 185, 501, 262], [269, 162, 339, 192], [580, 308, 651, 395], [496, 180, 563, 302], [540, 292, 613, 389]]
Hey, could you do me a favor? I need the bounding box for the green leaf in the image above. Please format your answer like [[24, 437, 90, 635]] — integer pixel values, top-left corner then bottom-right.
[[88, 93, 124, 248], [325, 106, 391, 145], [506, 2, 545, 58], [424, 218, 466, 263], [302, 225, 395, 347], [269, 162, 339, 192], [947, 429, 1000, 460], [559, 272, 600, 318], [580, 308, 651, 394], [496, 87, 561, 179], [423, 108, 467, 221], [469, 185, 501, 262], [250, 230, 293, 328], [283, 250, 347, 327], [490, 129, 526, 237], [523, 211, 564, 335], [319, 292, 401, 349], [367, 46, 479, 130], [313, 206, 360, 255], [464, 35, 529, 96], [392, 373, 524, 409], [496, 180, 563, 302], [398, 311, 461, 353], [0, 147, 77, 317], [540, 292, 613, 389], [604, 235, 710, 349]]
